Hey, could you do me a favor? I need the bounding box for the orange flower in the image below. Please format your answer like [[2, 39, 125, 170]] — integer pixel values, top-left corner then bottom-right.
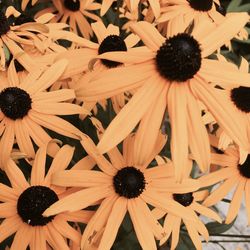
[[43, 132, 200, 250], [84, 16, 250, 181], [0, 60, 87, 167], [156, 0, 248, 41], [152, 157, 221, 250], [72, 21, 139, 115], [0, 142, 93, 249], [36, 0, 101, 39], [200, 135, 250, 224]]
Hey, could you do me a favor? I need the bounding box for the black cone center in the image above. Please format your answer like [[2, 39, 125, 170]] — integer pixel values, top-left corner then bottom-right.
[[173, 192, 194, 207], [17, 186, 59, 226], [98, 35, 127, 68], [64, 0, 80, 11], [189, 0, 213, 11], [0, 12, 10, 35], [0, 87, 32, 120], [156, 33, 201, 82], [113, 167, 146, 198], [238, 154, 250, 179], [231, 86, 250, 113]]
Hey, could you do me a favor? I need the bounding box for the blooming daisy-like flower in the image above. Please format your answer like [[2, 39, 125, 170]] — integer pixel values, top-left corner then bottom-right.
[[0, 8, 51, 71], [73, 21, 139, 114], [152, 157, 221, 250], [0, 142, 93, 250], [0, 59, 87, 167], [36, 0, 101, 39], [44, 132, 200, 250], [199, 135, 250, 224], [156, 0, 223, 33], [83, 16, 250, 181]]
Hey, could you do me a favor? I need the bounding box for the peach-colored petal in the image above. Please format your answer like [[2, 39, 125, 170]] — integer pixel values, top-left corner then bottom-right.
[[211, 153, 239, 167], [199, 59, 250, 87], [144, 164, 174, 180], [187, 88, 210, 172], [200, 13, 249, 57], [169, 215, 181, 250], [43, 186, 113, 216], [128, 199, 157, 250], [32, 89, 75, 103], [7, 60, 19, 87], [45, 223, 69, 250], [28, 110, 82, 140], [0, 120, 14, 168], [32, 102, 87, 116], [203, 176, 240, 207], [98, 197, 127, 250], [130, 21, 165, 51], [30, 227, 46, 250], [0, 202, 17, 218], [0, 184, 18, 202], [133, 83, 168, 166], [199, 167, 238, 187], [123, 133, 135, 166], [100, 0, 114, 16], [97, 78, 164, 154], [225, 179, 246, 224], [84, 62, 155, 102], [245, 180, 250, 225], [51, 170, 112, 187], [30, 144, 46, 186], [10, 224, 32, 250], [14, 119, 35, 158], [150, 178, 200, 193], [81, 195, 118, 250], [191, 201, 221, 222], [71, 156, 96, 170], [80, 135, 117, 175], [141, 189, 196, 221], [193, 190, 209, 202], [135, 198, 166, 240], [26, 60, 68, 95], [61, 210, 94, 224], [52, 216, 81, 245], [168, 83, 189, 182], [45, 145, 74, 185], [185, 221, 202, 250], [0, 215, 22, 243], [5, 159, 29, 191]]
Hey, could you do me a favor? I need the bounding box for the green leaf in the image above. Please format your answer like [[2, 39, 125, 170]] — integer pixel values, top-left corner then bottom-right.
[[227, 0, 242, 12], [206, 219, 236, 235]]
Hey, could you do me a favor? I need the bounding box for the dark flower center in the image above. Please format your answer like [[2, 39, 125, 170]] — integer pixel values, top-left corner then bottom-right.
[[238, 154, 250, 178], [17, 186, 59, 226], [173, 192, 194, 207], [231, 86, 250, 113], [215, 3, 226, 16], [189, 0, 213, 11], [113, 167, 146, 198], [64, 0, 80, 11], [0, 12, 10, 36], [0, 87, 32, 120], [14, 14, 35, 25], [156, 33, 201, 82], [98, 35, 127, 68]]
